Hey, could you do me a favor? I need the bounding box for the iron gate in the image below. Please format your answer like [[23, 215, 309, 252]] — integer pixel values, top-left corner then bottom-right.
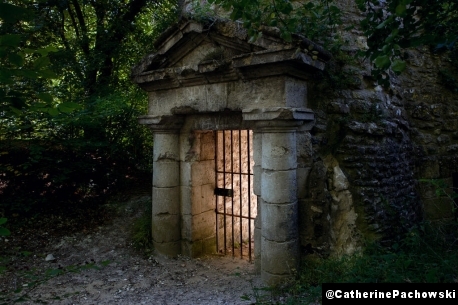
[[214, 130, 256, 261]]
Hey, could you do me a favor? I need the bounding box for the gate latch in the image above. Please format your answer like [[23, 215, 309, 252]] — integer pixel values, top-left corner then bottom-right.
[[214, 188, 233, 197]]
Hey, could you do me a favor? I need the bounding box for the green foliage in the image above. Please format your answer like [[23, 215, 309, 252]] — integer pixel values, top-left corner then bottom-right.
[[251, 222, 458, 304], [0, 1, 61, 121], [247, 181, 458, 303], [207, 0, 342, 48], [186, 0, 218, 22], [0, 90, 153, 215], [0, 0, 177, 215], [201, 0, 457, 88], [356, 0, 458, 87], [130, 198, 153, 251]]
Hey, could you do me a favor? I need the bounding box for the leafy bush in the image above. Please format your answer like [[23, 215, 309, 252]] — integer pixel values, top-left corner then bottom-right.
[[0, 89, 153, 216]]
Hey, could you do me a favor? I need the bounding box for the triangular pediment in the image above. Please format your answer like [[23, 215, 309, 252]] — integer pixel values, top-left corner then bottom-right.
[[131, 19, 331, 91]]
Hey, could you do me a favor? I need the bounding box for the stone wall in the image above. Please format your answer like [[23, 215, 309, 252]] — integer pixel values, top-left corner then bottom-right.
[[300, 0, 458, 255], [399, 49, 458, 221], [155, 0, 458, 257]]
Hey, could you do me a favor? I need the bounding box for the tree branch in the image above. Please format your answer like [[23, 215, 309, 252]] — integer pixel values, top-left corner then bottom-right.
[[71, 0, 90, 55]]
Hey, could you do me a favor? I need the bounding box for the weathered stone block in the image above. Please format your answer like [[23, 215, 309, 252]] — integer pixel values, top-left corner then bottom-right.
[[200, 183, 216, 213], [153, 133, 180, 161], [199, 131, 215, 160], [285, 78, 307, 108], [191, 160, 215, 186], [261, 170, 297, 204], [262, 132, 297, 170], [261, 238, 299, 276], [191, 185, 202, 215], [419, 160, 440, 179], [191, 184, 216, 215], [201, 236, 217, 254], [261, 202, 298, 242], [153, 162, 180, 187], [204, 83, 229, 111], [152, 214, 181, 243], [192, 210, 216, 240], [296, 131, 313, 166], [185, 236, 217, 258], [152, 187, 180, 215]]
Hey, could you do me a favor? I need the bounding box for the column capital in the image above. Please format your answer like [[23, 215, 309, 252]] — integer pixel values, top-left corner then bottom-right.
[[138, 115, 184, 131]]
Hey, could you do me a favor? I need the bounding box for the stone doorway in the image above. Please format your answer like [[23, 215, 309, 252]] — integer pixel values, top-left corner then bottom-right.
[[215, 130, 256, 260], [132, 19, 329, 284]]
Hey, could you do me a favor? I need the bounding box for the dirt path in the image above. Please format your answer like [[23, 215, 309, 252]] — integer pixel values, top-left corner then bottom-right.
[[1, 195, 265, 305]]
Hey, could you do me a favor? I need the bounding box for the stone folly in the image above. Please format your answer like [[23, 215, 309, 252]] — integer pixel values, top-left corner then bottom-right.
[[132, 20, 331, 284]]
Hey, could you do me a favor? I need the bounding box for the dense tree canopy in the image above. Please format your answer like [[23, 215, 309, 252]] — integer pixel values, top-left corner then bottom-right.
[[0, 0, 178, 214], [1, 0, 177, 137]]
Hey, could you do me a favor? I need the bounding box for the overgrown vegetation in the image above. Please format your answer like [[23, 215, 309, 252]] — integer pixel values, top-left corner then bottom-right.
[[245, 179, 458, 304], [0, 0, 178, 217], [245, 221, 458, 304], [130, 197, 153, 252], [357, 0, 458, 87], [204, 0, 458, 89], [208, 0, 342, 49]]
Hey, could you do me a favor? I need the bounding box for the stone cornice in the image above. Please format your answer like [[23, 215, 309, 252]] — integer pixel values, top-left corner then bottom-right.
[[131, 20, 330, 92]]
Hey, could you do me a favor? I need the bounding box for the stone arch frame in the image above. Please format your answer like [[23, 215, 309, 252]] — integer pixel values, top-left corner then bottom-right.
[[140, 109, 313, 284]]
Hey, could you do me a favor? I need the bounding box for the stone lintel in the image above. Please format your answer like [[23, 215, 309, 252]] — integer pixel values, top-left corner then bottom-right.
[[138, 115, 184, 131], [242, 107, 314, 123]]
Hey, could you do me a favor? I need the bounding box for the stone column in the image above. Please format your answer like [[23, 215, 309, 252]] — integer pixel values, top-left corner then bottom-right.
[[243, 107, 313, 285], [141, 115, 184, 257], [252, 131, 262, 273], [260, 123, 300, 285]]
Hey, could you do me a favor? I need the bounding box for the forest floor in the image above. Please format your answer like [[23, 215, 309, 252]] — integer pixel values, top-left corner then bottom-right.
[[0, 187, 268, 305]]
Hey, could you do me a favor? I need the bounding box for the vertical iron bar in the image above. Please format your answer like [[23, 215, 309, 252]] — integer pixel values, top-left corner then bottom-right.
[[231, 130, 235, 257], [239, 130, 243, 258], [247, 130, 252, 262], [215, 130, 219, 253], [223, 130, 227, 255]]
